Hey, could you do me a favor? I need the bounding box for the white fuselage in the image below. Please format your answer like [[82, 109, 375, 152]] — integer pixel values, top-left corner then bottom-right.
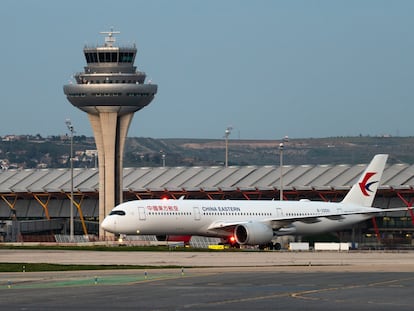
[[101, 154, 394, 246], [101, 199, 378, 239]]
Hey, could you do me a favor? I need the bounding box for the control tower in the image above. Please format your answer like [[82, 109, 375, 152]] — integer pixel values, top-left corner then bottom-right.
[[63, 30, 157, 238]]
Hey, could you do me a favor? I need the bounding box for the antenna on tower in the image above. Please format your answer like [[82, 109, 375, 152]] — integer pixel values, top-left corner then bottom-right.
[[100, 27, 120, 47]]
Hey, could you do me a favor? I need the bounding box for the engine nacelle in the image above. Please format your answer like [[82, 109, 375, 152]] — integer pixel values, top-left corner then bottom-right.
[[234, 222, 274, 245]]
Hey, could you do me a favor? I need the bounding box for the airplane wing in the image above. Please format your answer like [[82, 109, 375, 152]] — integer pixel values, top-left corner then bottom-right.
[[206, 207, 412, 232], [270, 206, 412, 226], [369, 206, 413, 213]]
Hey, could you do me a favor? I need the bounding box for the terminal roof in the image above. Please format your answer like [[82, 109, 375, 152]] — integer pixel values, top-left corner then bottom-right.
[[0, 163, 413, 194]]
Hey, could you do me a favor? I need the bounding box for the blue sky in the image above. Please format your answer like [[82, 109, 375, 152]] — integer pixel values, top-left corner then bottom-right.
[[1, 0, 413, 139]]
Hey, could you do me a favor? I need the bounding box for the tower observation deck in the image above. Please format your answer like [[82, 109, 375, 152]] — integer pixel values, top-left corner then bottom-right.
[[63, 30, 157, 238]]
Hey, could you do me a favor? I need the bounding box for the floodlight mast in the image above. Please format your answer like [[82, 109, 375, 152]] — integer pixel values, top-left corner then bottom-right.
[[224, 126, 232, 167], [279, 136, 289, 201], [65, 119, 74, 242], [279, 142, 284, 201]]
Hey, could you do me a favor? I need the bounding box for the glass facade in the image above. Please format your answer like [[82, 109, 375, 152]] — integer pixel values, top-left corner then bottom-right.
[[84, 51, 134, 63], [119, 52, 134, 63]]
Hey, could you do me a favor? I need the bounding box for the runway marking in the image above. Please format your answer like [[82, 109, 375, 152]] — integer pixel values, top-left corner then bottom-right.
[[291, 276, 414, 304], [182, 276, 414, 308], [183, 292, 291, 308]]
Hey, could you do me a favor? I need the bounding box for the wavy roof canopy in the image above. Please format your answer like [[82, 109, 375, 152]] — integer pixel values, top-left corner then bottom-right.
[[0, 162, 413, 194]]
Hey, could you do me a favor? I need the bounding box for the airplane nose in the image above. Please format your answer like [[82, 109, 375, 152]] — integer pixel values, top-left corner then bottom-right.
[[101, 217, 115, 233]]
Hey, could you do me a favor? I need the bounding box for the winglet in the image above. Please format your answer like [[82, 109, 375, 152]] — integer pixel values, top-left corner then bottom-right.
[[341, 154, 388, 207]]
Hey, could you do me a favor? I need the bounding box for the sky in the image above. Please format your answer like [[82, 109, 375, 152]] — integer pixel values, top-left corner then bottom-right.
[[1, 0, 413, 140]]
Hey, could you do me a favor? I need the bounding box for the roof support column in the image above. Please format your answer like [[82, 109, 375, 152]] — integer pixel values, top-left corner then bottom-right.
[[395, 191, 414, 225], [1, 194, 18, 216], [33, 194, 51, 220]]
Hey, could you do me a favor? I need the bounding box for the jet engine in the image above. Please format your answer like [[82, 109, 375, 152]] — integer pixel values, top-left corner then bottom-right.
[[234, 222, 274, 245]]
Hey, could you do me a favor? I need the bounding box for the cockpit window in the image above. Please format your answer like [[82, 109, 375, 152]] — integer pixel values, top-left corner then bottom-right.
[[109, 210, 126, 216]]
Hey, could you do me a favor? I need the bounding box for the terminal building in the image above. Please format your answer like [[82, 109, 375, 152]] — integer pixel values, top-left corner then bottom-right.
[[0, 161, 413, 247]]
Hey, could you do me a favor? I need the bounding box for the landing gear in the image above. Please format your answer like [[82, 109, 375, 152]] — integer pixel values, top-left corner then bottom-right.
[[259, 242, 282, 251], [273, 242, 282, 250]]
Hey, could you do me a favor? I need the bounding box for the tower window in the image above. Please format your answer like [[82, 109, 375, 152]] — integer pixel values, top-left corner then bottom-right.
[[119, 52, 134, 63], [84, 52, 98, 63]]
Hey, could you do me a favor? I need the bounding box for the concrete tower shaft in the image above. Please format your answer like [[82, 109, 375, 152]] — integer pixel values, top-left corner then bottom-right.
[[63, 30, 157, 238]]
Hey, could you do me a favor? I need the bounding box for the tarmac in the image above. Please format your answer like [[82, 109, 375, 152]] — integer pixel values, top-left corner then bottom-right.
[[1, 249, 414, 271], [1, 250, 414, 310]]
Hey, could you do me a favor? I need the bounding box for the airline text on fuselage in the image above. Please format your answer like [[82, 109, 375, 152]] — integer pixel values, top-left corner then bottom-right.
[[202, 206, 241, 212], [146, 205, 179, 212]]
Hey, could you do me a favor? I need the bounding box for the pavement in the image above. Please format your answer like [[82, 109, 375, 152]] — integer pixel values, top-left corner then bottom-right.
[[1, 250, 414, 310], [1, 249, 414, 272]]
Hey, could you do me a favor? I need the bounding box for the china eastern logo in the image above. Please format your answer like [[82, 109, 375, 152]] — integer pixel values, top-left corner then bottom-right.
[[358, 172, 379, 196]]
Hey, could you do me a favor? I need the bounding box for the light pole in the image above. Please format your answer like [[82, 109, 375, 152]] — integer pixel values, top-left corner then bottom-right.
[[279, 142, 284, 201], [92, 150, 98, 169], [160, 150, 166, 167], [65, 119, 74, 242], [224, 126, 232, 167]]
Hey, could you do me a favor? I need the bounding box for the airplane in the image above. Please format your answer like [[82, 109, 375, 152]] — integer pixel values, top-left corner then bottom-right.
[[101, 154, 411, 248]]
